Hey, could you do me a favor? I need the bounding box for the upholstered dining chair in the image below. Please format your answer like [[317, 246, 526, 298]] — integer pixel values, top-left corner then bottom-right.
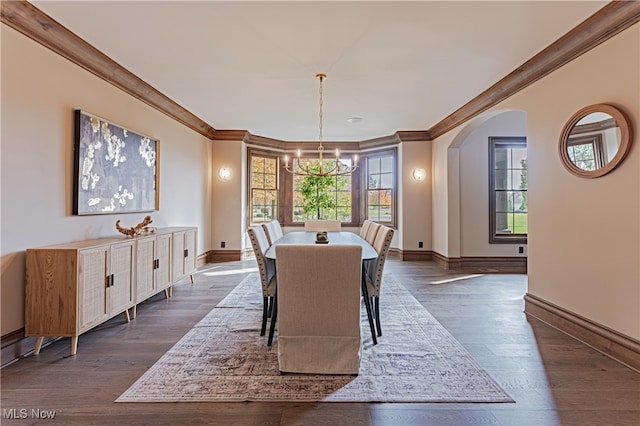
[[364, 225, 394, 337], [272, 244, 362, 374], [247, 225, 277, 337], [262, 219, 284, 245], [360, 219, 372, 239], [304, 220, 341, 232], [364, 221, 381, 245]]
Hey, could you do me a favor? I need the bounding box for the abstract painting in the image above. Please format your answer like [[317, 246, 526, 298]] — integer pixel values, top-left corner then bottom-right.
[[73, 110, 158, 215]]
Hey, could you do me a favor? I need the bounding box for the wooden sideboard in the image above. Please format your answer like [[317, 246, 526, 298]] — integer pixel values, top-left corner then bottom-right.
[[25, 227, 197, 355]]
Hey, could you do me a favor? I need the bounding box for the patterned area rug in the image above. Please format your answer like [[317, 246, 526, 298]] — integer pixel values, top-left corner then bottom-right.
[[117, 274, 513, 402]]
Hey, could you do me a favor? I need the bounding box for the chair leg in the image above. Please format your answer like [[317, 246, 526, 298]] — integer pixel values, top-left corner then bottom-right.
[[260, 296, 268, 336], [267, 293, 278, 346], [361, 271, 377, 345], [374, 297, 382, 337]]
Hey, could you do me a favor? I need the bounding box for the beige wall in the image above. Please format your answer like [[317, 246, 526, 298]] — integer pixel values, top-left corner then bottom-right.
[[459, 110, 527, 257], [431, 136, 451, 256], [1, 27, 213, 335], [400, 140, 433, 251], [506, 24, 639, 340], [210, 139, 247, 252], [434, 24, 639, 339]]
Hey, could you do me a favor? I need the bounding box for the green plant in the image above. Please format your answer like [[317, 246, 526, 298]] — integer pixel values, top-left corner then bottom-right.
[[299, 162, 336, 219]]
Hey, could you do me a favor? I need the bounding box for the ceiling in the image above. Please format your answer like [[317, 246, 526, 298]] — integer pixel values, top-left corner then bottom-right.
[[32, 1, 607, 142]]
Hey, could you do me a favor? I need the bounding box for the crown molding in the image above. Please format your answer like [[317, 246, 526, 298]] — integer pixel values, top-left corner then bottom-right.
[[4, 1, 638, 143], [395, 131, 431, 142], [1, 0, 217, 140], [427, 1, 640, 140], [212, 130, 249, 141]]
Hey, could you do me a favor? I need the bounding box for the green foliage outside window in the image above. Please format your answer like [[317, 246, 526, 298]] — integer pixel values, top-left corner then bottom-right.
[[293, 159, 352, 222]]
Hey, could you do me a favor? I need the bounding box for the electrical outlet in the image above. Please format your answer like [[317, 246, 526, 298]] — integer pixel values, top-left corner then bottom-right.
[[518, 246, 524, 254], [221, 241, 226, 248], [418, 241, 423, 248]]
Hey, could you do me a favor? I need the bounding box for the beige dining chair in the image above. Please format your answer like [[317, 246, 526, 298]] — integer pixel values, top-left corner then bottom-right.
[[365, 225, 394, 337], [304, 220, 341, 232], [273, 244, 362, 374], [247, 225, 277, 337], [364, 221, 381, 245], [360, 219, 372, 239], [262, 219, 284, 245]]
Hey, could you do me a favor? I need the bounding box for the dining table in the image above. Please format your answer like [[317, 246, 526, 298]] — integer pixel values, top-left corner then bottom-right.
[[265, 231, 379, 345], [265, 231, 377, 261]]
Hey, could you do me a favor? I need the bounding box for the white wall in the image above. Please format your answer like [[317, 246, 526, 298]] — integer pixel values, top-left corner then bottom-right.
[[1, 27, 212, 335]]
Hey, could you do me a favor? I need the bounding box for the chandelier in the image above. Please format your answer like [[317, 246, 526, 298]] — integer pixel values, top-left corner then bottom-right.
[[283, 73, 358, 177]]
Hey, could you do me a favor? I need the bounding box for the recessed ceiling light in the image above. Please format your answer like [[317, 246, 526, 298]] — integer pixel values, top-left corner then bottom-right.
[[346, 117, 363, 124]]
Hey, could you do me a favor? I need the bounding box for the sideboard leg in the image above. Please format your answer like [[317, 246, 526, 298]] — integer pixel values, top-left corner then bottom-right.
[[34, 336, 44, 355], [124, 309, 131, 323], [70, 336, 78, 356]]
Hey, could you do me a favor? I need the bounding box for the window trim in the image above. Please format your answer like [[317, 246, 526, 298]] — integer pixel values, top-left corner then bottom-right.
[[364, 148, 397, 229], [488, 136, 527, 244], [567, 133, 606, 170], [282, 153, 363, 227], [290, 158, 356, 223], [247, 148, 282, 226], [247, 145, 397, 229]]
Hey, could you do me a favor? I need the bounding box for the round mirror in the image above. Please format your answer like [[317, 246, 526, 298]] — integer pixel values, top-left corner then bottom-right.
[[559, 104, 633, 178]]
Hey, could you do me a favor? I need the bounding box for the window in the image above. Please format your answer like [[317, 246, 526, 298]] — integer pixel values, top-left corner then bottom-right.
[[567, 134, 605, 171], [247, 143, 396, 228], [292, 158, 353, 222], [250, 153, 278, 223], [489, 137, 527, 244], [366, 152, 395, 225]]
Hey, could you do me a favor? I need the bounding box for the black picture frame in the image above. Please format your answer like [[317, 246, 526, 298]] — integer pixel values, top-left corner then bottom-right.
[[73, 110, 159, 215]]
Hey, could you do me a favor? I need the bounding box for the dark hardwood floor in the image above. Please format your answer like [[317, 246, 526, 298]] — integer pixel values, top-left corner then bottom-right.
[[2, 256, 639, 425]]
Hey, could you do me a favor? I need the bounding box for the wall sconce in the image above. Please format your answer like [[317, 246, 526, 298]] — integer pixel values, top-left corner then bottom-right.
[[218, 167, 231, 181], [412, 167, 426, 182]]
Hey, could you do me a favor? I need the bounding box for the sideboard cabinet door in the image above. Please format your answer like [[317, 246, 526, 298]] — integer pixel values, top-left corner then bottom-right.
[[172, 228, 197, 282], [77, 246, 110, 332], [133, 232, 173, 317], [108, 241, 135, 317], [155, 233, 173, 291], [135, 236, 157, 303]]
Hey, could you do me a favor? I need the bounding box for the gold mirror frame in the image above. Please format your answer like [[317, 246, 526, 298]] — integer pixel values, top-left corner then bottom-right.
[[559, 104, 633, 178]]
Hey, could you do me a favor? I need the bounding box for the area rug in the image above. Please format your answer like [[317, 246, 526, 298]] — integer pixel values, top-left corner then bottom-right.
[[116, 274, 513, 403]]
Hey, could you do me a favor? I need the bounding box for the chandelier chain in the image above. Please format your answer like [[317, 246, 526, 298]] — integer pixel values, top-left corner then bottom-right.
[[282, 73, 358, 177], [318, 73, 324, 143]]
